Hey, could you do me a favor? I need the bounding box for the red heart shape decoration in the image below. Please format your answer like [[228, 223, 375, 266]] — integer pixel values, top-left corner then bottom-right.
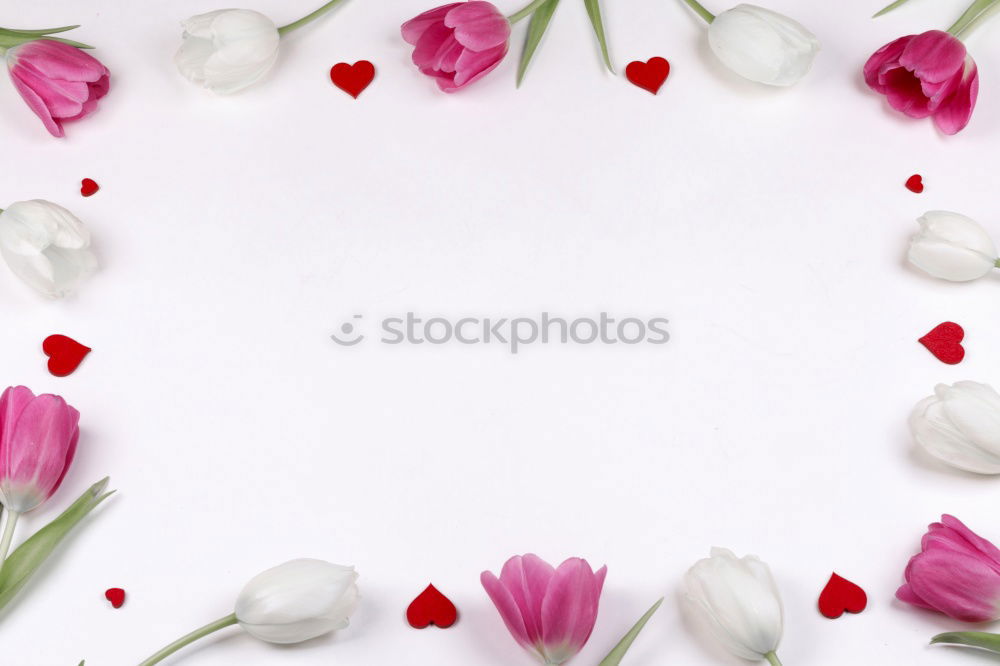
[[818, 573, 867, 619], [905, 174, 924, 194], [330, 61, 375, 98], [626, 57, 670, 95], [81, 178, 100, 197], [105, 587, 126, 609], [42, 334, 92, 377], [919, 322, 965, 365], [406, 584, 457, 629]]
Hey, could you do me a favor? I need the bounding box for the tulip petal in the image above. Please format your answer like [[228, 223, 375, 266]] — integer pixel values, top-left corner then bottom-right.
[[452, 42, 508, 87], [9, 40, 108, 83], [8, 71, 62, 136], [540, 559, 605, 661], [900, 30, 967, 85], [402, 3, 462, 45], [864, 35, 911, 93], [933, 59, 978, 135], [482, 570, 533, 650], [445, 1, 510, 51]]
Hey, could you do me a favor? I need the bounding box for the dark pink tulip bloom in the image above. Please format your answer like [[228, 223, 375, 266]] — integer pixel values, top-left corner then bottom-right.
[[897, 515, 1000, 622], [0, 386, 79, 514], [401, 1, 510, 92], [482, 554, 607, 664], [864, 30, 978, 135], [6, 39, 110, 138]]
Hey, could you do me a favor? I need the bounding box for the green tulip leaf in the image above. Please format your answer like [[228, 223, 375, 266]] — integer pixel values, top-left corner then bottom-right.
[[517, 0, 561, 87], [598, 598, 663, 666], [0, 478, 114, 612], [932, 631, 1000, 654], [873, 0, 916, 17], [583, 0, 613, 72], [0, 25, 81, 36]]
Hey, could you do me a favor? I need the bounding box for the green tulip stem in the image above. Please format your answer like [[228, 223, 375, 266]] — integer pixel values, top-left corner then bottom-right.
[[508, 0, 554, 24], [137, 613, 238, 666], [0, 511, 21, 569], [680, 0, 715, 23], [277, 0, 349, 36], [949, 0, 1000, 38], [765, 652, 783, 666]]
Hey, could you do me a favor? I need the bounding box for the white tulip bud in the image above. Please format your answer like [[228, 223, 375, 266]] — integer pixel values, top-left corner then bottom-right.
[[175, 9, 280, 94], [235, 559, 360, 644], [908, 211, 998, 282], [683, 547, 784, 662], [0, 200, 98, 298], [707, 4, 820, 86], [910, 381, 1000, 474]]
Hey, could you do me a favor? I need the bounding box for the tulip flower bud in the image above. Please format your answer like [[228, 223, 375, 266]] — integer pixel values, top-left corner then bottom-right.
[[175, 9, 280, 94], [0, 386, 79, 514], [682, 547, 784, 663], [707, 4, 820, 86], [0, 200, 98, 298], [235, 559, 360, 643], [908, 211, 998, 282], [910, 381, 1000, 474], [898, 515, 1000, 622]]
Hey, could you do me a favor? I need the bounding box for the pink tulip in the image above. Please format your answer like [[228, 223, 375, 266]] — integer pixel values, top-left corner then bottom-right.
[[481, 554, 607, 664], [0, 386, 79, 514], [401, 1, 510, 92], [6, 39, 110, 138], [864, 30, 978, 135], [897, 515, 1000, 622]]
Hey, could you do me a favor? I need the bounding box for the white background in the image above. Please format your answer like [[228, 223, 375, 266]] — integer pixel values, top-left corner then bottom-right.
[[2, 0, 1000, 664]]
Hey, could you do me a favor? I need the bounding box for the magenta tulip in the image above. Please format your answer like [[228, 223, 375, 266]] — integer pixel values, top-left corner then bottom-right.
[[864, 30, 978, 135], [401, 1, 510, 92], [0, 386, 79, 514], [6, 39, 110, 138], [897, 515, 1000, 622], [481, 554, 607, 664]]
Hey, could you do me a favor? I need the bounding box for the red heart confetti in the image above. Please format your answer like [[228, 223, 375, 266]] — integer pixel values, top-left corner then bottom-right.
[[905, 174, 924, 193], [625, 57, 671, 95], [105, 588, 126, 609], [81, 178, 100, 197], [330, 61, 375, 98], [406, 584, 458, 629], [919, 322, 965, 365], [818, 573, 867, 619], [42, 334, 92, 377]]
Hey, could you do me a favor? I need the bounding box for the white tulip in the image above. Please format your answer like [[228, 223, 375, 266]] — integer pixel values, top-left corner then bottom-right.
[[175, 9, 280, 94], [235, 558, 360, 644], [706, 4, 820, 86], [910, 381, 1000, 474], [908, 211, 998, 282], [0, 200, 97, 298], [682, 547, 784, 663]]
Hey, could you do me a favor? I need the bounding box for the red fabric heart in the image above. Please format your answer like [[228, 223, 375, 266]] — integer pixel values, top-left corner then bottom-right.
[[330, 61, 376, 98], [406, 584, 457, 629], [81, 178, 100, 197], [626, 57, 670, 94], [818, 573, 867, 619], [42, 334, 91, 377], [919, 322, 965, 365], [905, 174, 924, 193], [105, 588, 126, 609]]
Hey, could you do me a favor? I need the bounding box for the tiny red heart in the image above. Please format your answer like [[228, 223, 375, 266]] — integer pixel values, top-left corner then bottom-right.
[[330, 61, 375, 98], [105, 588, 126, 609], [818, 573, 867, 619], [81, 178, 100, 197], [905, 174, 924, 193], [42, 334, 91, 377], [919, 322, 965, 365], [406, 584, 457, 629], [626, 57, 671, 94]]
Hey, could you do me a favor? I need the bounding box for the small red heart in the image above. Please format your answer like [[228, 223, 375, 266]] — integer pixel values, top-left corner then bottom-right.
[[818, 573, 867, 619], [905, 174, 924, 193], [919, 322, 965, 365], [105, 588, 126, 609], [42, 334, 92, 377], [406, 584, 457, 629], [330, 61, 375, 98], [626, 57, 670, 94], [81, 178, 100, 197]]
